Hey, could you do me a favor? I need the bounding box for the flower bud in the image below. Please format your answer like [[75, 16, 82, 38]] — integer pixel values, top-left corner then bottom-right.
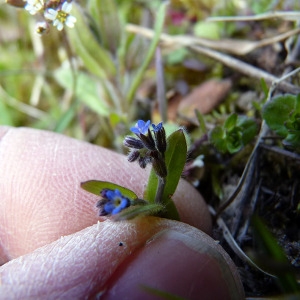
[[139, 129, 156, 151], [127, 150, 140, 162], [124, 136, 144, 149]]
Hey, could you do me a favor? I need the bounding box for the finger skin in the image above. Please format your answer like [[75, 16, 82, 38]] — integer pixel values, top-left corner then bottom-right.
[[0, 127, 211, 262], [0, 217, 244, 299]]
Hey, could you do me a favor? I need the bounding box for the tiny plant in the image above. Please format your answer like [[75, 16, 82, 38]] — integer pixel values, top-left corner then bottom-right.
[[209, 113, 257, 154], [262, 94, 300, 151], [81, 120, 187, 221]]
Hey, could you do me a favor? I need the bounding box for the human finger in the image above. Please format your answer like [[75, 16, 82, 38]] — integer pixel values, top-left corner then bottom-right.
[[0, 217, 243, 299], [0, 127, 211, 262]]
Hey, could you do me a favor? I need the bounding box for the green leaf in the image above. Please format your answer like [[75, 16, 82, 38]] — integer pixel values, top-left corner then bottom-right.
[[262, 94, 296, 137], [210, 126, 227, 153], [195, 109, 207, 135], [224, 113, 238, 131], [166, 48, 189, 65], [252, 216, 300, 293], [88, 0, 122, 54], [54, 100, 78, 133], [112, 203, 164, 221], [226, 127, 243, 154], [66, 3, 116, 79], [0, 101, 13, 125], [295, 94, 300, 114], [144, 129, 187, 210], [238, 117, 258, 145], [81, 180, 138, 200], [260, 78, 269, 98], [162, 198, 180, 220], [194, 21, 220, 39], [126, 1, 168, 105], [54, 68, 110, 116], [283, 133, 300, 150]]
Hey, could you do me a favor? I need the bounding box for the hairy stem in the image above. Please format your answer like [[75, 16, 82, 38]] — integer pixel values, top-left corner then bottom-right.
[[155, 177, 166, 204]]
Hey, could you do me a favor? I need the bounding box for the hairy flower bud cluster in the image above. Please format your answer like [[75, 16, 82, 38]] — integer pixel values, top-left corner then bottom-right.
[[124, 120, 167, 178]]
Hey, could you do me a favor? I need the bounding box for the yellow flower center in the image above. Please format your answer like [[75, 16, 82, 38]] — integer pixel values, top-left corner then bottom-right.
[[57, 11, 68, 23]]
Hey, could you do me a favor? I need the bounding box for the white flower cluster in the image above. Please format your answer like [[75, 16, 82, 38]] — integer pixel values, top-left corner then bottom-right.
[[23, 0, 76, 33], [24, 0, 44, 15], [44, 2, 76, 31]]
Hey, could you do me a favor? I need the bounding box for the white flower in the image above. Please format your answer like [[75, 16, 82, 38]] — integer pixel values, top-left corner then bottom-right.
[[24, 0, 44, 15], [44, 2, 76, 31]]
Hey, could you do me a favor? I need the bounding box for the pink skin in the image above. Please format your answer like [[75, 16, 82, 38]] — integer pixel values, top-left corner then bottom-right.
[[0, 127, 244, 299]]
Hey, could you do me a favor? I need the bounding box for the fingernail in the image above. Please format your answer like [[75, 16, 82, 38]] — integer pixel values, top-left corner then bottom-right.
[[101, 230, 243, 300]]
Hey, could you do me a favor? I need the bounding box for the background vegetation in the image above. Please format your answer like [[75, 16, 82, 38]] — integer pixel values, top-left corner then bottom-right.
[[1, 0, 300, 297]]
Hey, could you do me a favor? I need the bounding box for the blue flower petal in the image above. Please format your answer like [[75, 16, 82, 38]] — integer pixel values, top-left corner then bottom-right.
[[113, 189, 122, 198], [104, 202, 115, 214], [152, 122, 163, 132], [105, 190, 116, 201], [100, 189, 132, 215], [130, 120, 150, 135]]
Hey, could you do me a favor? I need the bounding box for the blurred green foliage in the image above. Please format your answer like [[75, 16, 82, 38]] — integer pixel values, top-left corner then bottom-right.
[[263, 94, 300, 151]]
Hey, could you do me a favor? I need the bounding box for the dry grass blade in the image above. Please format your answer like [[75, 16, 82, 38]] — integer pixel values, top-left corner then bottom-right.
[[0, 85, 47, 119], [126, 24, 300, 94], [126, 24, 300, 56], [209, 206, 276, 278], [206, 11, 300, 22]]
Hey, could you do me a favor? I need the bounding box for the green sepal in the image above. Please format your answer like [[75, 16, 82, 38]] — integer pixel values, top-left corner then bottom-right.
[[81, 180, 138, 200], [112, 203, 165, 221]]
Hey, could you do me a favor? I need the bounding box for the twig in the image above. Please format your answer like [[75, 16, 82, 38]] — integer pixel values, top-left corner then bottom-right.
[[155, 47, 167, 123], [206, 11, 300, 22], [189, 45, 300, 94], [260, 143, 300, 163], [127, 24, 300, 56], [126, 24, 300, 94], [209, 206, 276, 278]]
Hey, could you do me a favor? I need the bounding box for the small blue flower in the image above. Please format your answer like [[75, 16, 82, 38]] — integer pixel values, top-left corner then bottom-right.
[[101, 189, 131, 215], [152, 122, 163, 132], [130, 120, 151, 136]]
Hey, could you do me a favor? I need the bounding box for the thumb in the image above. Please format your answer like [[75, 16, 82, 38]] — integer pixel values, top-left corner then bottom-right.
[[0, 217, 244, 299], [0, 127, 211, 261]]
